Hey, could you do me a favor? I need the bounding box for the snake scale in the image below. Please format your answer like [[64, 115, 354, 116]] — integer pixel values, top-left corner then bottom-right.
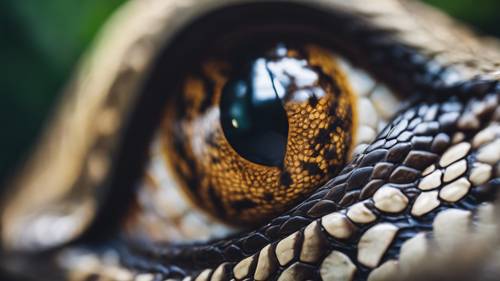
[[1, 0, 499, 281]]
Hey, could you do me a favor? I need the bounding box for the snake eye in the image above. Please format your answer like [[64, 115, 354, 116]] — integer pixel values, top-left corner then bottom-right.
[[125, 41, 403, 241], [161, 43, 356, 226]]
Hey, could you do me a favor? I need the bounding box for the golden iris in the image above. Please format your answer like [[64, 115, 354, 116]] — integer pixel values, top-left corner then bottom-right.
[[162, 43, 356, 225]]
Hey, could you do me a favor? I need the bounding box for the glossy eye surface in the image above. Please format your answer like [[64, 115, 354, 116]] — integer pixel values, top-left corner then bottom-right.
[[124, 41, 402, 242]]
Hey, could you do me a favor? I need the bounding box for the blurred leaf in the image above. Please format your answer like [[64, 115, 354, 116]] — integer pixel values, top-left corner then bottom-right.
[[0, 0, 125, 181], [423, 0, 500, 37]]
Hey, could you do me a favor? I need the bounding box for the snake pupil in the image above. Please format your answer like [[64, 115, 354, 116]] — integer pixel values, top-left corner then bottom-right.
[[220, 58, 289, 167]]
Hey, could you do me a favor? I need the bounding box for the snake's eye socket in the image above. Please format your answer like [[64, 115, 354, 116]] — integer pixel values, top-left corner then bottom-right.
[[125, 41, 402, 242], [162, 43, 355, 226]]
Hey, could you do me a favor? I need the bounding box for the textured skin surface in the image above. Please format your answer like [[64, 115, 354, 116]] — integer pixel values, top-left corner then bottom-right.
[[118, 93, 499, 281], [1, 0, 499, 281]]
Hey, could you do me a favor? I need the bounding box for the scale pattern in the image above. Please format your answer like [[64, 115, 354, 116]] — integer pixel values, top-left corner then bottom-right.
[[2, 0, 499, 281]]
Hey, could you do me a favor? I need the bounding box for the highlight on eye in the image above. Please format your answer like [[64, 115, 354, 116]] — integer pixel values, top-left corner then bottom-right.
[[124, 42, 402, 242]]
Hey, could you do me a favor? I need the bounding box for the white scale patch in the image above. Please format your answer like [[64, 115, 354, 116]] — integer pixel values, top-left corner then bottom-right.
[[366, 203, 498, 281], [337, 58, 403, 157], [126, 139, 239, 243]]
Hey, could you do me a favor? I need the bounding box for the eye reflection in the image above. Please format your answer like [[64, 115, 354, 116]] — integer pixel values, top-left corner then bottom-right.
[[162, 43, 356, 225], [219, 56, 289, 167]]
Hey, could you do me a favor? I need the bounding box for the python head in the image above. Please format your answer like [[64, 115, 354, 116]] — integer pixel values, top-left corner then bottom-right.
[[1, 0, 500, 280]]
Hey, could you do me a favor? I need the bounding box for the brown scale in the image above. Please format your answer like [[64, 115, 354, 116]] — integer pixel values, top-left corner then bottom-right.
[[162, 44, 357, 225]]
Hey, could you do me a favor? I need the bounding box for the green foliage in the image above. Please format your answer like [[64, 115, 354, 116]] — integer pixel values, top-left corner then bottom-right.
[[423, 0, 500, 37], [0, 0, 124, 181], [0, 0, 499, 182]]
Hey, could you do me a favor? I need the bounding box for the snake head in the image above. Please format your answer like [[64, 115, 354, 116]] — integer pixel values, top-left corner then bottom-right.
[[0, 1, 499, 280]]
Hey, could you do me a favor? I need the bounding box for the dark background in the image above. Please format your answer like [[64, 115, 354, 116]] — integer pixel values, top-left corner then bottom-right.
[[1, 0, 499, 183]]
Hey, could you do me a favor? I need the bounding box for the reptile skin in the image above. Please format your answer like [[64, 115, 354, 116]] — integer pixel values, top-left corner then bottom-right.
[[1, 0, 499, 280]]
